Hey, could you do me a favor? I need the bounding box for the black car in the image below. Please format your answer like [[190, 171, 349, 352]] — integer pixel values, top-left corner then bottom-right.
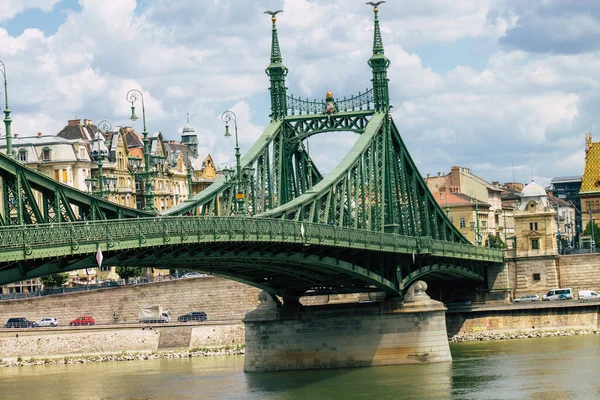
[[177, 311, 207, 322], [4, 317, 39, 328]]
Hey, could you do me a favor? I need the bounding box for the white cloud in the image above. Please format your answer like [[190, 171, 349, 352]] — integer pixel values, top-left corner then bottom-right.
[[0, 0, 597, 186]]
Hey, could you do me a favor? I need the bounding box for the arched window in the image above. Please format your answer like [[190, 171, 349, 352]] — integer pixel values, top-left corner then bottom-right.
[[17, 148, 27, 162], [42, 147, 51, 161]]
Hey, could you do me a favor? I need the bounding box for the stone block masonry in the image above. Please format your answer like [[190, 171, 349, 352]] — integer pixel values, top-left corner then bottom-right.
[[446, 303, 600, 338], [0, 324, 245, 361], [243, 294, 451, 372], [0, 277, 261, 325]]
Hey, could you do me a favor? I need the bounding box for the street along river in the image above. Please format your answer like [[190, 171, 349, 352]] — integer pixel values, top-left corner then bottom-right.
[[1, 334, 599, 399]]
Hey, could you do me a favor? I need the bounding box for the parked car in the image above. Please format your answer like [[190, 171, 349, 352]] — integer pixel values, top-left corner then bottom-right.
[[514, 294, 540, 303], [4, 317, 39, 328], [444, 300, 473, 308], [542, 288, 573, 301], [578, 290, 600, 300], [70, 316, 95, 326], [181, 272, 204, 279], [37, 317, 58, 327], [177, 311, 207, 322]]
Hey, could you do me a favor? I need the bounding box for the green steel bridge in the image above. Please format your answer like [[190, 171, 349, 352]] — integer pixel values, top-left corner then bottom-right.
[[0, 6, 502, 301]]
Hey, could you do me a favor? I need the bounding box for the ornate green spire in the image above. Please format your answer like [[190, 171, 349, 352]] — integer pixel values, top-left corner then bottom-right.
[[265, 10, 288, 121], [367, 2, 390, 113]]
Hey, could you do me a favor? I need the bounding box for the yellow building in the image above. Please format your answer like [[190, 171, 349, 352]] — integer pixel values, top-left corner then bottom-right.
[[432, 191, 490, 245], [580, 132, 600, 231], [426, 166, 506, 242], [513, 182, 557, 257]]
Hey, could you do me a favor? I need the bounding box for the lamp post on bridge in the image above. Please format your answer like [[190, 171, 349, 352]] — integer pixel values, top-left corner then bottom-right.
[[0, 60, 13, 159], [126, 89, 159, 212], [221, 110, 245, 214], [85, 120, 118, 199]]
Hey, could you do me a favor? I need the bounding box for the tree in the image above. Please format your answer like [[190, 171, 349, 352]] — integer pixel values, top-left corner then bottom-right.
[[485, 234, 507, 249], [115, 266, 144, 281], [583, 221, 600, 248], [40, 273, 69, 288]]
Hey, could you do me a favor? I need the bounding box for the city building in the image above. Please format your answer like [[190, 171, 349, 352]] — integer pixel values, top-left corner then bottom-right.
[[431, 191, 490, 245], [425, 166, 507, 244], [548, 195, 577, 251], [579, 132, 600, 236], [513, 181, 557, 257], [549, 176, 582, 240], [1, 118, 219, 292]]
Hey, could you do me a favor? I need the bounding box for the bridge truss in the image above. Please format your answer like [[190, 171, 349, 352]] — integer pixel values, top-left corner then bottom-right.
[[0, 6, 503, 299]]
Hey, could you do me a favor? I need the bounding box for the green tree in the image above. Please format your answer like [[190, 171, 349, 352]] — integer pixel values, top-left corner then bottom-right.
[[40, 273, 69, 288], [115, 267, 144, 281], [485, 234, 507, 249], [583, 221, 600, 248]]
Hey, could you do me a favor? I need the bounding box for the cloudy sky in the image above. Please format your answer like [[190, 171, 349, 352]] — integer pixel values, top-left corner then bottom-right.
[[0, 0, 597, 186]]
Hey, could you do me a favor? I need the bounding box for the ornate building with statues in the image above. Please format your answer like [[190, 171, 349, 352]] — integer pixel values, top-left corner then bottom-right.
[[513, 181, 558, 257]]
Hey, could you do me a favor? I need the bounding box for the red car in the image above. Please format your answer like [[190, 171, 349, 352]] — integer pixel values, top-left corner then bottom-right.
[[70, 316, 95, 326]]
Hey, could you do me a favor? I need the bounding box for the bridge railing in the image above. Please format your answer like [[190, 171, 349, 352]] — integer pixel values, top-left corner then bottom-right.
[[0, 216, 503, 262]]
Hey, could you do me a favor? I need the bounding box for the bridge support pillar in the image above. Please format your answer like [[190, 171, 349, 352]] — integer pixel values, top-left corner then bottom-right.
[[243, 282, 451, 372]]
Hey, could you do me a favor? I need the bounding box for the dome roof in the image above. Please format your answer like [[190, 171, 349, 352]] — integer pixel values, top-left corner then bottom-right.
[[521, 181, 546, 197], [182, 122, 196, 136]]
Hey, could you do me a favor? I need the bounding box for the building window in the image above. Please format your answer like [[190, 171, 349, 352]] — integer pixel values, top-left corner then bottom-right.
[[42, 147, 51, 161], [531, 239, 539, 250], [17, 149, 27, 162], [533, 273, 541, 281], [529, 222, 538, 231], [459, 217, 466, 228]]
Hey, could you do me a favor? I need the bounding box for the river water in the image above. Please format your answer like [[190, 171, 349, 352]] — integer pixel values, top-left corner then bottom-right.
[[1, 335, 600, 399]]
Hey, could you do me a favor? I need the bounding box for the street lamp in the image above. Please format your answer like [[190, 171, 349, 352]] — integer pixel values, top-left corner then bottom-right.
[[0, 60, 13, 159], [126, 89, 156, 211], [467, 190, 481, 246], [85, 120, 118, 198], [221, 110, 245, 214]]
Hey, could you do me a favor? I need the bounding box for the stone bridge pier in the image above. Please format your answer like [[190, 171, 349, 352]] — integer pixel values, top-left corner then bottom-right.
[[243, 282, 451, 372]]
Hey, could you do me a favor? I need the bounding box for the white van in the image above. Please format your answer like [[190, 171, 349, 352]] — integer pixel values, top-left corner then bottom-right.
[[578, 290, 600, 300], [542, 288, 573, 301]]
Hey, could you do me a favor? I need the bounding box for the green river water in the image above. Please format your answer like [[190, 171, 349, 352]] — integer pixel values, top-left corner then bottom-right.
[[1, 335, 599, 399]]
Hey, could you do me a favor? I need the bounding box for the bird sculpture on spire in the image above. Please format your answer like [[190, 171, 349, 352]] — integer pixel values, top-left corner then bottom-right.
[[366, 1, 385, 12], [264, 9, 283, 21]]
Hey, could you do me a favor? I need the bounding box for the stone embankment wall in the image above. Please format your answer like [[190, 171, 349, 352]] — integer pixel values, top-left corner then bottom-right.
[[507, 253, 600, 299], [557, 253, 600, 294], [446, 304, 600, 338], [0, 324, 245, 360], [0, 277, 261, 325]]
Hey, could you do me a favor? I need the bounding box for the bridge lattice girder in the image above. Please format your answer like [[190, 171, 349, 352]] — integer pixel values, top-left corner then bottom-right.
[[0, 216, 501, 297], [259, 113, 468, 244], [0, 152, 151, 225]]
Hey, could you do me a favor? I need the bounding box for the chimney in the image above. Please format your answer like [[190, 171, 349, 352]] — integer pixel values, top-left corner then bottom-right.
[[169, 140, 176, 144], [68, 119, 81, 126], [14, 133, 18, 138], [37, 132, 42, 138], [83, 119, 93, 126]]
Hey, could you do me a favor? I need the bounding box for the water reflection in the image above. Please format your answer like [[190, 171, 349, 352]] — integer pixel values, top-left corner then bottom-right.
[[1, 336, 600, 399]]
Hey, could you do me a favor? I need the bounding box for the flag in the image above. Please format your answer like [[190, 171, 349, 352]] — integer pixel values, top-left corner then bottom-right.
[[96, 247, 103, 268]]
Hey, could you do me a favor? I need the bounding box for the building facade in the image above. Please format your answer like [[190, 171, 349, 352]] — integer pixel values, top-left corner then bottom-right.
[[513, 182, 558, 257]]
